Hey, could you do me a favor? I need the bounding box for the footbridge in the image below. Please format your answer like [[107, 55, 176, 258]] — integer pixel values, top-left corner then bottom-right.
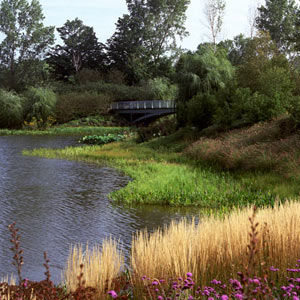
[[110, 100, 176, 125]]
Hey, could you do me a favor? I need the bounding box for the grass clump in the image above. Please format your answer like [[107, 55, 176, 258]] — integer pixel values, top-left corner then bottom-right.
[[64, 240, 124, 298], [79, 133, 128, 145], [131, 201, 300, 290]]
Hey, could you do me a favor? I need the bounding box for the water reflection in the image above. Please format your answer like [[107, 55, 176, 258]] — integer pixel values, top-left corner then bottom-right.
[[0, 135, 200, 283]]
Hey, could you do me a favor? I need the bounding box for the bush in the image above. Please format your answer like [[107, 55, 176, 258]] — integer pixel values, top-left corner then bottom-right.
[[257, 66, 294, 99], [136, 117, 176, 143], [145, 77, 178, 100], [214, 82, 238, 127], [231, 88, 286, 125], [23, 87, 57, 128], [287, 96, 300, 127], [53, 82, 152, 102], [186, 93, 217, 130], [0, 90, 24, 128], [74, 68, 104, 84], [79, 133, 127, 145], [55, 92, 112, 124]]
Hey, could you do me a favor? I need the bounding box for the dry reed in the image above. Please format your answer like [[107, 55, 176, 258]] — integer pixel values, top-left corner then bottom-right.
[[131, 201, 300, 287], [63, 238, 124, 296]]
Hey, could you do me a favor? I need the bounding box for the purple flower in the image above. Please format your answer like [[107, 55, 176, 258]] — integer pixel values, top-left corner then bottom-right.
[[293, 296, 299, 300], [287, 269, 300, 273], [234, 293, 243, 300], [158, 296, 164, 300], [187, 272, 193, 277], [152, 280, 159, 286], [220, 295, 229, 300], [270, 266, 279, 272], [108, 290, 118, 298], [211, 279, 222, 285]]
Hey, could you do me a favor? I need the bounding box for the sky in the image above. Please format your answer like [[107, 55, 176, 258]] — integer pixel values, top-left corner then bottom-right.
[[39, 0, 262, 51]]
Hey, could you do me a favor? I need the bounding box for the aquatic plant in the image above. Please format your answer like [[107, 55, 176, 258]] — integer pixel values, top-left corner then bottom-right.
[[79, 133, 128, 145]]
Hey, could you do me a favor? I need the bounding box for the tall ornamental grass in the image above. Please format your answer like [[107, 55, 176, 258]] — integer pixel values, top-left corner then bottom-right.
[[131, 201, 300, 288], [63, 239, 124, 297]]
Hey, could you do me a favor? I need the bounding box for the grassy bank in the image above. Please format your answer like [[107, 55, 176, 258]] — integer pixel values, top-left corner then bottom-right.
[[185, 117, 300, 198], [0, 126, 129, 136], [23, 137, 276, 208]]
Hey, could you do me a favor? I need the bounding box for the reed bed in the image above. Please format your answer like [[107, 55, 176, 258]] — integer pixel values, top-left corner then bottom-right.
[[131, 201, 300, 288], [63, 238, 124, 297]]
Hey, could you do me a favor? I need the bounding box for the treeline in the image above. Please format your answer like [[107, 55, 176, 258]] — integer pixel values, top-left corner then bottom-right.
[[1, 0, 300, 130]]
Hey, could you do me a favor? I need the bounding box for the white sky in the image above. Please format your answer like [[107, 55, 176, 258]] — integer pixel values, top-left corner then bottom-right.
[[38, 0, 262, 51]]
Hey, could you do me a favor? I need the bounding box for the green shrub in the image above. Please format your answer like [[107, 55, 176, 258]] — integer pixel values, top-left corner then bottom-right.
[[136, 117, 176, 143], [55, 92, 112, 124], [79, 133, 127, 145], [257, 66, 294, 99], [214, 82, 238, 126], [23, 87, 57, 128], [53, 82, 152, 101], [0, 89, 24, 128], [187, 93, 217, 130], [145, 77, 178, 100], [287, 96, 300, 127], [74, 68, 104, 84], [232, 88, 285, 124]]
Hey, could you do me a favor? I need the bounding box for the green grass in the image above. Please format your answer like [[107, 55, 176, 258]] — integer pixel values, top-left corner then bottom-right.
[[0, 126, 129, 136], [234, 171, 300, 199], [23, 138, 276, 209]]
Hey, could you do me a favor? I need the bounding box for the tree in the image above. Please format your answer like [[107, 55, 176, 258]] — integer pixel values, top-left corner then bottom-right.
[[175, 45, 234, 126], [256, 0, 298, 54], [203, 0, 226, 48], [237, 31, 293, 98], [218, 34, 251, 66], [248, 0, 260, 38], [107, 0, 190, 83], [47, 18, 106, 79], [0, 0, 54, 90]]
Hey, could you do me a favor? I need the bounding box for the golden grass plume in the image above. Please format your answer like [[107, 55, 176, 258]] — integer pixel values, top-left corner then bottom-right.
[[131, 201, 300, 287], [63, 238, 124, 296]]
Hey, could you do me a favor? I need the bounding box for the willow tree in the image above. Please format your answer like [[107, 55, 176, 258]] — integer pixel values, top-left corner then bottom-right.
[[175, 45, 234, 126]]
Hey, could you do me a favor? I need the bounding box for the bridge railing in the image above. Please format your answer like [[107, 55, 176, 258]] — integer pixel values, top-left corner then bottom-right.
[[111, 100, 176, 110]]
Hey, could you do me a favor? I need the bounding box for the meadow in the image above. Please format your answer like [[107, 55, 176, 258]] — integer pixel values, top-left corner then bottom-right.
[[12, 119, 300, 299], [2, 201, 300, 299]]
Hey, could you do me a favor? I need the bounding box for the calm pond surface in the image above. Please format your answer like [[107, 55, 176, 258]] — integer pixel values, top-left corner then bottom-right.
[[0, 135, 200, 283]]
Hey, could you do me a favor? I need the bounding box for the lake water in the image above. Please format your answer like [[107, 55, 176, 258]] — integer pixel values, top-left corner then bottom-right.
[[0, 135, 199, 283]]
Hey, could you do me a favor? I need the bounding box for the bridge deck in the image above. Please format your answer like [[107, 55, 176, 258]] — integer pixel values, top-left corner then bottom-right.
[[111, 100, 176, 110], [110, 100, 176, 124]]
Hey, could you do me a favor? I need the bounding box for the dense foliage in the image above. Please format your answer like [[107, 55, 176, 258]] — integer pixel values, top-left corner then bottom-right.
[[1, 0, 300, 132], [0, 90, 24, 128]]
